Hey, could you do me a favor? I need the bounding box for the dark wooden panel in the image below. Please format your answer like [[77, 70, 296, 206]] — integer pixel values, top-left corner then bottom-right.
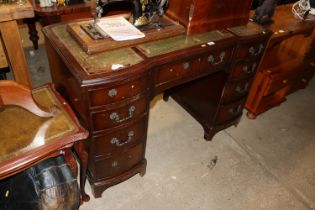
[[88, 74, 150, 108], [229, 61, 258, 81], [166, 0, 253, 35], [91, 96, 149, 132], [92, 116, 148, 158], [90, 143, 144, 180]]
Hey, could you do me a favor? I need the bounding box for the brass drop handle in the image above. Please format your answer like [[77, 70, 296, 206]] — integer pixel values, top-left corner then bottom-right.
[[208, 52, 226, 65], [108, 89, 117, 97], [183, 62, 190, 70], [248, 44, 264, 56], [242, 63, 257, 74], [110, 106, 136, 123], [235, 83, 249, 94], [111, 131, 134, 147], [112, 161, 118, 167], [229, 105, 242, 116]]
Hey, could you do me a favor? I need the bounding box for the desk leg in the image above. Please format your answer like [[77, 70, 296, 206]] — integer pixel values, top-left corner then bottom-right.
[[26, 18, 39, 50], [0, 20, 32, 88], [74, 141, 90, 203]]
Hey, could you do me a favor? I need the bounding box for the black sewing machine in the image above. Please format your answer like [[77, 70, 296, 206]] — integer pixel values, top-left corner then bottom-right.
[[93, 0, 168, 26], [80, 0, 168, 40]]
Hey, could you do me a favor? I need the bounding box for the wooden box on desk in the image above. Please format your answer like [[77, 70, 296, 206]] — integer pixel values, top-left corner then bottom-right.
[[166, 0, 253, 35]]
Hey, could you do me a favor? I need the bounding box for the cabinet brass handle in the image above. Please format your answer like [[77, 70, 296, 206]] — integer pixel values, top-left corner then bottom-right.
[[111, 131, 134, 146], [108, 89, 117, 97], [229, 105, 242, 116], [248, 44, 264, 56], [183, 62, 190, 70], [112, 161, 118, 167], [242, 62, 257, 74], [208, 52, 225, 65], [110, 106, 136, 123], [235, 83, 249, 94]]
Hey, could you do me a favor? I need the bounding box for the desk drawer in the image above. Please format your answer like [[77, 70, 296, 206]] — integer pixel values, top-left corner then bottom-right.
[[88, 75, 150, 107], [235, 42, 265, 59], [230, 61, 258, 80], [92, 116, 147, 157], [92, 143, 144, 180], [216, 98, 245, 125], [91, 96, 148, 132], [155, 48, 232, 87], [222, 79, 252, 103]]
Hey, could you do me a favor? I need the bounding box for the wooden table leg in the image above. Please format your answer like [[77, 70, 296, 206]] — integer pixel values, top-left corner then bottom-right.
[[26, 18, 39, 50], [74, 141, 90, 203], [0, 20, 32, 88]]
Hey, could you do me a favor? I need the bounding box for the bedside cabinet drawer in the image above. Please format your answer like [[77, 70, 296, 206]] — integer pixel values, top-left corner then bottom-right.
[[88, 75, 150, 108], [91, 96, 148, 132], [216, 98, 245, 125], [222, 79, 252, 103], [92, 143, 144, 180], [156, 48, 232, 87], [236, 42, 265, 59], [92, 116, 148, 157], [230, 61, 258, 80]]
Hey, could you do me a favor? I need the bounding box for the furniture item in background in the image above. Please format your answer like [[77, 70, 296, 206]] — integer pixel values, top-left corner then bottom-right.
[[245, 3, 315, 119], [43, 15, 271, 197], [0, 1, 34, 87], [0, 80, 89, 203], [166, 0, 253, 35], [27, 0, 91, 49]]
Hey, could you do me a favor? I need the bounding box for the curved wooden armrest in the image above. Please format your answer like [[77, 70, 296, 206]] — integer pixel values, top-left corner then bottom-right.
[[0, 80, 56, 117]]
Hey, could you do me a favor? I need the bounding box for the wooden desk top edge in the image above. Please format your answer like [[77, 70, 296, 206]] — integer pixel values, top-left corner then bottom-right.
[[43, 20, 268, 86], [0, 1, 34, 22]]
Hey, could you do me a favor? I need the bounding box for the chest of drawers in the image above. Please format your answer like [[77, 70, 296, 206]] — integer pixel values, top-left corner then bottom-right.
[[43, 22, 271, 198], [245, 4, 315, 119]]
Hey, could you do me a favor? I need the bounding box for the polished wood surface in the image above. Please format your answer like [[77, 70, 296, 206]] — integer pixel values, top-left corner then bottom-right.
[[27, 0, 91, 49], [245, 4, 315, 119], [0, 1, 34, 21], [0, 41, 8, 69], [166, 0, 253, 35], [43, 18, 271, 198], [29, 0, 90, 25], [0, 1, 34, 87], [0, 80, 89, 203]]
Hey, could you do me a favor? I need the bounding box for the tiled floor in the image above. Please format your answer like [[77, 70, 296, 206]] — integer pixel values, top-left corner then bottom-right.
[[19, 23, 315, 210]]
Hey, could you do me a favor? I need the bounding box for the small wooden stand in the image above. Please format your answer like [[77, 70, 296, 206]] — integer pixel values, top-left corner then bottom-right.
[[66, 16, 186, 54]]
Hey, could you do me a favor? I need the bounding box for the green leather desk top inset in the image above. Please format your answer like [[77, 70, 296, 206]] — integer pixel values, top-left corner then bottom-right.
[[0, 86, 76, 162], [51, 25, 235, 75], [50, 22, 266, 79], [136, 30, 234, 58], [228, 22, 267, 37], [52, 25, 144, 75]]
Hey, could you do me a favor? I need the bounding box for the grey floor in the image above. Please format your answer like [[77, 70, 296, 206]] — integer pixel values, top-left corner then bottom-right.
[[20, 24, 315, 210]]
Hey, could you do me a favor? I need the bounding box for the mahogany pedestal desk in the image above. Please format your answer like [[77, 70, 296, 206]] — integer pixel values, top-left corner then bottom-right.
[[245, 4, 315, 119], [43, 20, 271, 198], [0, 80, 89, 203]]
